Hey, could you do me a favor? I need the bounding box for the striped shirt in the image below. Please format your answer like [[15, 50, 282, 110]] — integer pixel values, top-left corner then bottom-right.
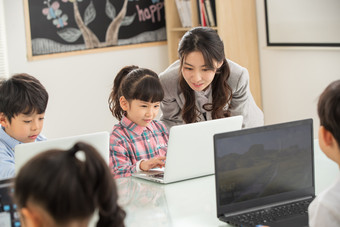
[[110, 116, 168, 178], [0, 126, 46, 180]]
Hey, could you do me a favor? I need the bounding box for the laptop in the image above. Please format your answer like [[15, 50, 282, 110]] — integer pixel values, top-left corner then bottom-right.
[[132, 115, 243, 184], [0, 178, 19, 227], [213, 119, 315, 227], [15, 131, 110, 172]]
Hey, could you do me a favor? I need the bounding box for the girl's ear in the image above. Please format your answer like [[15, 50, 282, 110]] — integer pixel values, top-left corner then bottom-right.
[[0, 113, 9, 128], [119, 96, 129, 111], [20, 207, 42, 227]]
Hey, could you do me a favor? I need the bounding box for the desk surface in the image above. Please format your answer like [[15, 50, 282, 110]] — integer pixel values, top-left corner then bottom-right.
[[115, 140, 339, 227]]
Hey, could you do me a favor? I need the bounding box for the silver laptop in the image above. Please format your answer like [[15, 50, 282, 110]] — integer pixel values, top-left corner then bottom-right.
[[15, 131, 110, 172], [132, 115, 243, 184]]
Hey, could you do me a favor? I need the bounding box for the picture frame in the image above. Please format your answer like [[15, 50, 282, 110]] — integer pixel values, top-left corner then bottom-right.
[[264, 0, 340, 47], [23, 0, 166, 61]]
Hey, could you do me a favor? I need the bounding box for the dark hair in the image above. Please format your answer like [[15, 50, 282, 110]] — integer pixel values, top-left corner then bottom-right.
[[108, 65, 164, 120], [178, 27, 232, 123], [14, 142, 125, 227], [317, 80, 340, 146], [0, 73, 48, 123]]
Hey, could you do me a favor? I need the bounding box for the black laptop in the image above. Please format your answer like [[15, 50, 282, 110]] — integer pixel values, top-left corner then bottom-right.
[[213, 119, 315, 227], [0, 178, 20, 227]]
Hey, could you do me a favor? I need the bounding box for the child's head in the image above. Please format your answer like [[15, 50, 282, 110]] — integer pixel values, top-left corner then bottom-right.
[[317, 80, 340, 156], [14, 142, 126, 227], [108, 66, 164, 126], [0, 73, 48, 142]]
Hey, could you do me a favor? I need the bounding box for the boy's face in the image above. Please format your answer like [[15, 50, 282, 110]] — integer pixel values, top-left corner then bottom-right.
[[120, 98, 160, 127], [0, 112, 45, 143]]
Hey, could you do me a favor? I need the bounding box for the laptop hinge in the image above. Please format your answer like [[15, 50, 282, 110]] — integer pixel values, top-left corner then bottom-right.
[[224, 196, 314, 218]]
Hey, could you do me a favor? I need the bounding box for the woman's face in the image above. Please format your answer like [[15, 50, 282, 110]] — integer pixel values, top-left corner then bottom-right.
[[181, 51, 222, 92]]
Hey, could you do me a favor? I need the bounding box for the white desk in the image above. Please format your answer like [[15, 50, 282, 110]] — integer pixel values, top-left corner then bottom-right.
[[116, 140, 338, 227]]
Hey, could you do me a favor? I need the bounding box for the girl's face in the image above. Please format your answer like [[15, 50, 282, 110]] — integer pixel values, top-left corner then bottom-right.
[[121, 98, 160, 127], [181, 51, 222, 92]]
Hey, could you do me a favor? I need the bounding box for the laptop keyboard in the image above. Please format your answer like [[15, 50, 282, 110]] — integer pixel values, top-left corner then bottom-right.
[[152, 173, 164, 179], [226, 198, 313, 227]]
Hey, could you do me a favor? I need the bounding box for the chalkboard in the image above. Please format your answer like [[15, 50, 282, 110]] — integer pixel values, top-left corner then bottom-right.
[[264, 0, 340, 47], [24, 0, 166, 60]]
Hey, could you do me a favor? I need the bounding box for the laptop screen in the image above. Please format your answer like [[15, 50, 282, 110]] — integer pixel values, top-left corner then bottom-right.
[[214, 119, 314, 215], [15, 131, 110, 173], [0, 178, 20, 227]]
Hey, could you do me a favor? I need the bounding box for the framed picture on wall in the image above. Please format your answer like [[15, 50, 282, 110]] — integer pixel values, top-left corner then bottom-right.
[[23, 0, 166, 60], [264, 0, 340, 47]]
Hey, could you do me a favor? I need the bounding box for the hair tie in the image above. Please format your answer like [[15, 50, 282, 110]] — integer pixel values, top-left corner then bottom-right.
[[75, 150, 86, 162], [68, 143, 86, 162]]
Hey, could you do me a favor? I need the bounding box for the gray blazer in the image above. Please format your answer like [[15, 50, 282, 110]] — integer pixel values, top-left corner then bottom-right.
[[159, 59, 264, 129]]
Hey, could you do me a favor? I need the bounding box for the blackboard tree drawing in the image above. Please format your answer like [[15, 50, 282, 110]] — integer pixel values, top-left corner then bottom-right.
[[25, 0, 166, 57]]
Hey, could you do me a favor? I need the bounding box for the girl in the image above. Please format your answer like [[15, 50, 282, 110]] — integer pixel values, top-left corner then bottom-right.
[[159, 27, 264, 129], [14, 142, 125, 227], [108, 66, 168, 178]]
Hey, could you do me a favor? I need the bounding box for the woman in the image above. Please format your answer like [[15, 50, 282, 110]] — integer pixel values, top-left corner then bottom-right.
[[160, 27, 263, 129]]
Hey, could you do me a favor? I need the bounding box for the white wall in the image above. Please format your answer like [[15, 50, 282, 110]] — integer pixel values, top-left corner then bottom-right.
[[3, 0, 169, 139], [4, 0, 340, 139], [0, 1, 9, 77], [256, 0, 340, 138]]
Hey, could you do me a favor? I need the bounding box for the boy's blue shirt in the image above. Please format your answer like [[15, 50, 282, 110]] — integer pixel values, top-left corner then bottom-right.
[[0, 126, 46, 180]]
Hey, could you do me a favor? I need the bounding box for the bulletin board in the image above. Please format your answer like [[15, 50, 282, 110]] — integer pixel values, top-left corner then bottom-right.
[[23, 0, 166, 60], [264, 0, 340, 47]]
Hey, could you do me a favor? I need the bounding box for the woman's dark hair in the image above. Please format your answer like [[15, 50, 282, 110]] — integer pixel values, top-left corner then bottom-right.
[[317, 80, 340, 146], [14, 142, 125, 227], [108, 65, 164, 120], [0, 73, 49, 122], [178, 27, 232, 123]]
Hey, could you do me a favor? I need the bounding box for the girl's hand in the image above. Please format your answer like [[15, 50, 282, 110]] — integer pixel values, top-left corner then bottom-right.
[[140, 156, 166, 171]]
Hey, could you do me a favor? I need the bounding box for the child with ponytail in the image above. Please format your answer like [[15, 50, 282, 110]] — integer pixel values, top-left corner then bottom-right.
[[108, 66, 168, 178], [14, 142, 125, 227]]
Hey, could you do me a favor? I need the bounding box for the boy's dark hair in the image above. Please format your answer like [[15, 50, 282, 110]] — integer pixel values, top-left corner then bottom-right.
[[14, 142, 126, 227], [108, 65, 164, 120], [0, 73, 48, 122], [317, 80, 340, 146], [178, 26, 232, 123]]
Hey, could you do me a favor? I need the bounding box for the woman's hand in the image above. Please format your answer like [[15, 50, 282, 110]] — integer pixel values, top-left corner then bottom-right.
[[140, 156, 166, 171]]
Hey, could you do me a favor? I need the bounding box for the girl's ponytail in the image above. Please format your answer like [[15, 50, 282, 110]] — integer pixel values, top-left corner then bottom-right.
[[108, 65, 139, 120], [69, 142, 126, 227]]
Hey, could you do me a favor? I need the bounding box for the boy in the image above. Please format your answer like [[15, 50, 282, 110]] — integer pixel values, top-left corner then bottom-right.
[[308, 79, 340, 226], [0, 73, 48, 180]]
